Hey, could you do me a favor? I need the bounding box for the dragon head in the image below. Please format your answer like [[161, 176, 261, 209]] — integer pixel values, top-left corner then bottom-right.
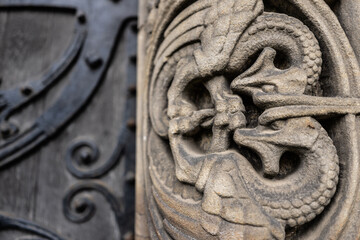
[[230, 47, 308, 96], [234, 117, 320, 177], [230, 47, 314, 177]]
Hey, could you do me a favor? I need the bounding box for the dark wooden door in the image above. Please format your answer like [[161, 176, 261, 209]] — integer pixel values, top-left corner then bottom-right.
[[0, 1, 137, 239]]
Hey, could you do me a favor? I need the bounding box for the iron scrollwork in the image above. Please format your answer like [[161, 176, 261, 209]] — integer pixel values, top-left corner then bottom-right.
[[0, 0, 137, 168], [63, 181, 122, 225], [63, 19, 138, 239], [0, 215, 64, 240], [0, 0, 137, 239], [65, 23, 137, 179], [141, 0, 360, 239]]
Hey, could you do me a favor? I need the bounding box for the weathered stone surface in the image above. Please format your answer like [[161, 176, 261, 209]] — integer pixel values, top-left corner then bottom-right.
[[137, 0, 360, 239]]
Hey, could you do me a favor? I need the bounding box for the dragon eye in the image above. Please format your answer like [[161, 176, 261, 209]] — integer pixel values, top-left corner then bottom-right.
[[262, 84, 276, 93], [271, 120, 286, 130]]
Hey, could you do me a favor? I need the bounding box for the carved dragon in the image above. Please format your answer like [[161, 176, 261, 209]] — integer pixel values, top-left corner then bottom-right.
[[231, 47, 339, 228], [148, 0, 360, 238]]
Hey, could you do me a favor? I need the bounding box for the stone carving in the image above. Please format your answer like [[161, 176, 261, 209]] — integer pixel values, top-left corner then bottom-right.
[[138, 0, 360, 239]]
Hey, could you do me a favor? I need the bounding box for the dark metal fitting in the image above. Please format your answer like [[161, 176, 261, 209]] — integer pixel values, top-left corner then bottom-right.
[[74, 199, 88, 213], [21, 86, 33, 96], [128, 85, 136, 95], [79, 149, 93, 165], [0, 122, 17, 139], [125, 172, 136, 183], [85, 55, 103, 69], [127, 119, 136, 130], [77, 12, 87, 24], [131, 24, 138, 33], [129, 55, 137, 64]]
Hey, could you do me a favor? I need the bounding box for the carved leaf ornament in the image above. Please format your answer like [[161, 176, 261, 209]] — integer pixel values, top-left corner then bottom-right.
[[146, 0, 360, 239]]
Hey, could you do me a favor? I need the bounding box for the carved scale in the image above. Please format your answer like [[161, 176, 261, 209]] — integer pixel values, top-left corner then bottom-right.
[[145, 0, 360, 239]]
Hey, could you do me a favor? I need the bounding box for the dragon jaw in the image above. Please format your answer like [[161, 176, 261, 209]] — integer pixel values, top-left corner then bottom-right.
[[230, 47, 308, 96]]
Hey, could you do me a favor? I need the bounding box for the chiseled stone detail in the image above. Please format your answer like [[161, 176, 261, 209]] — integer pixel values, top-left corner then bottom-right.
[[140, 0, 360, 239]]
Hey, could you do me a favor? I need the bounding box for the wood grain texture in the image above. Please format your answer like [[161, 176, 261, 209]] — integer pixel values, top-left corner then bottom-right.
[[0, 8, 136, 240]]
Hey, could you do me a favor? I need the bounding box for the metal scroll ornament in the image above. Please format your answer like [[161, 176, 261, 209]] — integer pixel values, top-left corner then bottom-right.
[[0, 215, 64, 240], [0, 0, 137, 238], [0, 0, 137, 167], [145, 0, 360, 239]]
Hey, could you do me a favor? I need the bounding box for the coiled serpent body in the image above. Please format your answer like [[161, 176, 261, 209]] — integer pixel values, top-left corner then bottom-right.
[[234, 117, 339, 227], [150, 9, 339, 231]]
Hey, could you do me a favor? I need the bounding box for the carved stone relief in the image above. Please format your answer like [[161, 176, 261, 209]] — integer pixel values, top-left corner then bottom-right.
[[137, 0, 360, 239]]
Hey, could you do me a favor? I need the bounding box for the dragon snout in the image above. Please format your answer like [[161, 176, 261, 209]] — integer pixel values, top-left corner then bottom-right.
[[233, 118, 320, 176], [231, 48, 278, 95], [234, 127, 285, 177], [230, 48, 277, 96], [230, 75, 274, 96], [230, 47, 308, 96]]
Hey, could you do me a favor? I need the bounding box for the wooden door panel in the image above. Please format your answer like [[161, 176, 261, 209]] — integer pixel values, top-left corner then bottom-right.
[[0, 1, 137, 239]]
